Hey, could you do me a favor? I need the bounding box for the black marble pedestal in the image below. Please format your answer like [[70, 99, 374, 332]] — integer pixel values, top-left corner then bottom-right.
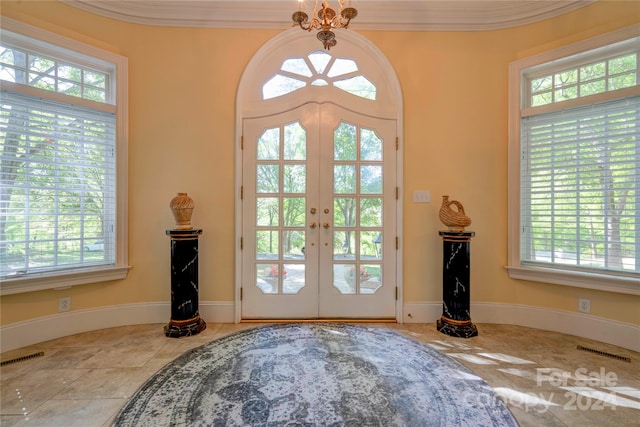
[[165, 229, 206, 338], [437, 231, 478, 338]]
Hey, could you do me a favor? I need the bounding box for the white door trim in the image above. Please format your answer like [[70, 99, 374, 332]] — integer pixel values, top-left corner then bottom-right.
[[235, 28, 404, 323]]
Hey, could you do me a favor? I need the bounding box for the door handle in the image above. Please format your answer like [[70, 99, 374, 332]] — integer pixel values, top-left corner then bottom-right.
[[310, 222, 317, 229], [323, 222, 330, 229]]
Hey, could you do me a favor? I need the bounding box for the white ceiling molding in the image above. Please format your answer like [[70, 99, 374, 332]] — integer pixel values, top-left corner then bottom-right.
[[61, 0, 595, 31]]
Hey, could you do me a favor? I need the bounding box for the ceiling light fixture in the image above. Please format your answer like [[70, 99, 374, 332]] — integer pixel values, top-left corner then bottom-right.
[[292, 0, 358, 50]]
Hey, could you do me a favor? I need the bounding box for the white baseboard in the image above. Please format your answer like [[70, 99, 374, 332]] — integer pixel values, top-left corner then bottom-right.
[[403, 301, 640, 353], [2, 301, 637, 354], [0, 301, 235, 353], [402, 302, 441, 323]]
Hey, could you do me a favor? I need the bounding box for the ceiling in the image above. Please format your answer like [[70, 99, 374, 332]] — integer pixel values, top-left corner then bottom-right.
[[62, 0, 595, 31]]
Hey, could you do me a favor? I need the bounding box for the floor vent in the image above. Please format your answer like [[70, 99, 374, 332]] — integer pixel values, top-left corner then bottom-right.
[[0, 351, 44, 367], [577, 345, 631, 363]]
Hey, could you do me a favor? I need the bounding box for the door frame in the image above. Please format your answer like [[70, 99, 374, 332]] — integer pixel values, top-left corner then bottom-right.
[[235, 28, 404, 323], [241, 103, 397, 319]]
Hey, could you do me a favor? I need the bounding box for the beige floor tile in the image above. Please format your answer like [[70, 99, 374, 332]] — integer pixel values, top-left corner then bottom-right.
[[1, 369, 89, 415], [53, 368, 153, 400], [0, 415, 23, 427], [75, 347, 158, 369], [1, 322, 638, 426], [9, 398, 125, 427], [27, 347, 103, 370]]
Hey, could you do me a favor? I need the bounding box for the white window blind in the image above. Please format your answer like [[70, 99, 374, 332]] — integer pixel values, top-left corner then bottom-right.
[[521, 96, 639, 275], [0, 90, 116, 279]]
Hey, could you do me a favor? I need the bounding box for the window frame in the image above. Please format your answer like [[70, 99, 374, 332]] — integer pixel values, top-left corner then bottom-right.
[[0, 17, 129, 295], [262, 50, 377, 101], [507, 24, 640, 295]]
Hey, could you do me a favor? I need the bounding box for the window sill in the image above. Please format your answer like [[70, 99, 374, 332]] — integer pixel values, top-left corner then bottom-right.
[[505, 265, 640, 295], [0, 266, 131, 296]]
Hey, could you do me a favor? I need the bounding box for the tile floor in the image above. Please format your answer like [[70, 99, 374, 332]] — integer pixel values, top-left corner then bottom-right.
[[1, 322, 639, 426]]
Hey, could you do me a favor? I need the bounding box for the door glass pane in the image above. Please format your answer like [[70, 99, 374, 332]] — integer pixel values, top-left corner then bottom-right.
[[283, 230, 305, 258], [256, 197, 278, 226], [263, 75, 305, 99], [284, 122, 306, 160], [283, 263, 304, 294], [256, 264, 278, 294], [257, 164, 279, 193], [333, 231, 355, 260], [257, 127, 279, 160], [334, 165, 356, 193], [327, 58, 358, 77], [360, 264, 382, 294], [360, 198, 382, 227], [283, 198, 305, 227], [256, 230, 278, 260], [334, 76, 376, 100], [284, 164, 306, 193], [334, 122, 356, 160], [282, 58, 312, 77], [333, 198, 356, 226], [360, 128, 382, 161], [360, 165, 382, 194], [360, 231, 381, 260], [334, 264, 355, 294], [372, 232, 383, 259], [308, 51, 331, 74]]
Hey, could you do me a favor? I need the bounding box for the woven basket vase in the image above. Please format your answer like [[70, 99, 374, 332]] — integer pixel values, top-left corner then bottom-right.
[[439, 195, 472, 231]]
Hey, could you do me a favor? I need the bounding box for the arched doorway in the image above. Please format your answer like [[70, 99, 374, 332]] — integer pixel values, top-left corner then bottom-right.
[[235, 29, 403, 321]]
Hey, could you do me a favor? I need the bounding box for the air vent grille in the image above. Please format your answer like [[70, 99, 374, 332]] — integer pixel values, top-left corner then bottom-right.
[[0, 351, 44, 367], [577, 345, 631, 363]]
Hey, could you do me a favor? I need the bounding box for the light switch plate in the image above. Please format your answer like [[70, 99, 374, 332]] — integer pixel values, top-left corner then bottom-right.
[[413, 190, 431, 203]]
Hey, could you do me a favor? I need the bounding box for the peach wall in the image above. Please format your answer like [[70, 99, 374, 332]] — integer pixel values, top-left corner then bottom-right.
[[1, 1, 638, 327]]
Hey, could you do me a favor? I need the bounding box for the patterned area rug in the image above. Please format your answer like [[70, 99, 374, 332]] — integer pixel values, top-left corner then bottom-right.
[[113, 323, 518, 426]]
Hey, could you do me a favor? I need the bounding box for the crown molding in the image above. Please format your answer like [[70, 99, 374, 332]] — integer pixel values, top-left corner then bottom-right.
[[61, 0, 595, 31]]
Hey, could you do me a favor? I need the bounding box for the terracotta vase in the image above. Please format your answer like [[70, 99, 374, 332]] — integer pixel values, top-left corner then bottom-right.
[[170, 192, 195, 230]]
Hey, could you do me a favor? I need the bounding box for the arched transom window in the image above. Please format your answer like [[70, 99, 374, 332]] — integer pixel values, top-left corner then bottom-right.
[[263, 50, 376, 100]]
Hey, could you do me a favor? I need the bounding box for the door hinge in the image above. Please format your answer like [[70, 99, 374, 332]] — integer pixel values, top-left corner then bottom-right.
[[241, 185, 243, 200], [395, 136, 399, 150], [240, 237, 243, 250], [395, 286, 398, 300], [396, 236, 399, 250], [240, 287, 243, 300], [396, 187, 399, 200], [241, 135, 244, 150]]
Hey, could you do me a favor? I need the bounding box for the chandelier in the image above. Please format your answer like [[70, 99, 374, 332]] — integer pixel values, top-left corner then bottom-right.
[[292, 0, 358, 50]]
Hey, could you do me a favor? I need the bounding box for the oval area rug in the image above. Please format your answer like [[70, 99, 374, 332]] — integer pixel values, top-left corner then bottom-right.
[[113, 323, 518, 426]]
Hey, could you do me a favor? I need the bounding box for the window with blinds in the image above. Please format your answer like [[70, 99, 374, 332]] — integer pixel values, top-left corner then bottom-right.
[[0, 92, 116, 278], [509, 27, 640, 290], [521, 98, 639, 274], [0, 18, 128, 292]]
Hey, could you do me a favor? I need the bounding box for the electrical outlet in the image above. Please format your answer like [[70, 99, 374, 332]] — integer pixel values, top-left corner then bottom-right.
[[58, 297, 71, 312], [578, 298, 590, 313]]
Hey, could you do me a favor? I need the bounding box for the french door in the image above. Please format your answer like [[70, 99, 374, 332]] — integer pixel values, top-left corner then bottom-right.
[[242, 103, 396, 319]]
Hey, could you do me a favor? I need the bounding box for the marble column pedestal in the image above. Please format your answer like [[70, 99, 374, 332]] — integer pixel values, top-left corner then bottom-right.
[[437, 231, 478, 338], [165, 229, 206, 338]]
